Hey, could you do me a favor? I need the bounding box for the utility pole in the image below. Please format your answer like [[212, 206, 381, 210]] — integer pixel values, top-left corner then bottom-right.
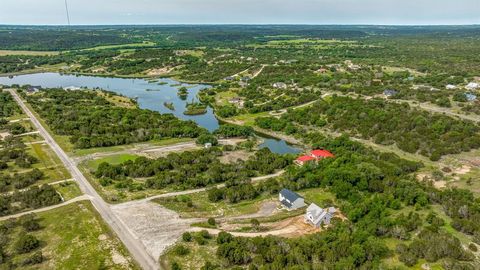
[[64, 0, 71, 26]]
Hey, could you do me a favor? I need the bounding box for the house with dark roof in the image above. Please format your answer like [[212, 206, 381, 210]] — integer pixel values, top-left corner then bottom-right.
[[26, 86, 41, 94], [304, 203, 336, 228], [279, 189, 305, 211]]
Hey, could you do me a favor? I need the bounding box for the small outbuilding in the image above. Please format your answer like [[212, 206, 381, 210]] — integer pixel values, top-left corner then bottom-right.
[[383, 89, 398, 97], [279, 189, 306, 211]]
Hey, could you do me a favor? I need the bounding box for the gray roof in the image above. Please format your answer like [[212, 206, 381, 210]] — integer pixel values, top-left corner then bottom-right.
[[280, 188, 302, 202], [306, 203, 336, 225]]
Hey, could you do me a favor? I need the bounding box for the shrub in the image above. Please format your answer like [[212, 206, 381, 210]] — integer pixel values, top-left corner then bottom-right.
[[174, 245, 190, 256], [207, 218, 216, 226], [182, 232, 192, 242], [15, 233, 40, 254]]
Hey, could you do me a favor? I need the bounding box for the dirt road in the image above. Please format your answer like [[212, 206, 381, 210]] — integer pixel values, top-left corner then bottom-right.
[[8, 89, 159, 270], [0, 195, 90, 221]]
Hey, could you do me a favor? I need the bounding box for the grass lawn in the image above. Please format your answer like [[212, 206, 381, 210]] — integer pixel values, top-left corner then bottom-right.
[[299, 187, 336, 206], [228, 111, 271, 126], [154, 191, 271, 218], [53, 181, 83, 201], [86, 153, 139, 171], [1, 201, 139, 269], [215, 90, 239, 106]]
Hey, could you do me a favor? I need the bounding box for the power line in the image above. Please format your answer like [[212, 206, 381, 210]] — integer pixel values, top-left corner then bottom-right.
[[64, 0, 71, 26]]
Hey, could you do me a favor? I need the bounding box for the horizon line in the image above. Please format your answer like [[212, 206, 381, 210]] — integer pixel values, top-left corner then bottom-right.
[[0, 23, 479, 27]]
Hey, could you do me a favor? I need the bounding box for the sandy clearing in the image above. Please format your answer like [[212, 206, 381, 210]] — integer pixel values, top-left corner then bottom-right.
[[110, 201, 201, 261]]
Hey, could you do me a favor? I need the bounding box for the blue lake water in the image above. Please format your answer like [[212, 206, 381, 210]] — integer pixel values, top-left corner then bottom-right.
[[0, 73, 301, 154]]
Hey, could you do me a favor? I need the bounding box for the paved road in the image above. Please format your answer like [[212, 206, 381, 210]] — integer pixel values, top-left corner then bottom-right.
[[8, 90, 158, 270]]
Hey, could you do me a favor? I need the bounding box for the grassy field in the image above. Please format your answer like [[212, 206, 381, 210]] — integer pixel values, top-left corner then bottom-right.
[[0, 201, 139, 269], [86, 153, 139, 171], [0, 50, 60, 56], [215, 90, 239, 106], [299, 187, 336, 205], [154, 191, 272, 219], [160, 233, 222, 270], [53, 181, 83, 201], [80, 41, 156, 51], [95, 90, 137, 109], [27, 142, 71, 182], [72, 137, 193, 157]]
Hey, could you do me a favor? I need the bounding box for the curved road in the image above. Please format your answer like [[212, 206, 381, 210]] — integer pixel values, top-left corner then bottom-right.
[[8, 89, 158, 270]]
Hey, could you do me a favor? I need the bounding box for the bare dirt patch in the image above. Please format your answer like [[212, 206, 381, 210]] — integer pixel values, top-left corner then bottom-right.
[[111, 201, 201, 262], [219, 150, 253, 164], [147, 67, 173, 76]]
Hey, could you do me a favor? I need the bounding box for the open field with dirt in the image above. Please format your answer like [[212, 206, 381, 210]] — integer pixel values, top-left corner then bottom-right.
[[0, 201, 139, 269], [0, 50, 60, 56]]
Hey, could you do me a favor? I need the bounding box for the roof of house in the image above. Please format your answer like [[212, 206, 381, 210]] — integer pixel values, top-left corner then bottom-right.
[[280, 189, 302, 203], [384, 89, 398, 95], [311, 150, 334, 158], [465, 93, 477, 101], [306, 203, 336, 225], [296, 155, 316, 162], [306, 203, 326, 224]]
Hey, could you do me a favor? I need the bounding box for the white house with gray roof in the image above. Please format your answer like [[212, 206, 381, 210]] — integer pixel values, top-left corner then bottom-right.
[[304, 203, 336, 228], [279, 189, 305, 211]]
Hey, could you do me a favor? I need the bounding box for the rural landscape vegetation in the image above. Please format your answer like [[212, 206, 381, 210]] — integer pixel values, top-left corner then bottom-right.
[[0, 22, 480, 270]]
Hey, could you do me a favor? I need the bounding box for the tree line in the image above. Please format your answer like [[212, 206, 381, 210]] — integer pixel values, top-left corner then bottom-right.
[[24, 88, 206, 149]]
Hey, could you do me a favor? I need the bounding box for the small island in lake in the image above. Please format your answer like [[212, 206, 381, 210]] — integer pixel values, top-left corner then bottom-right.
[[177, 87, 188, 100], [164, 102, 175, 110], [184, 101, 207, 115]]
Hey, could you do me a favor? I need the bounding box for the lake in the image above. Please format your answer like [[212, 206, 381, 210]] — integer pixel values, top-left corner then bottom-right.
[[0, 73, 301, 154]]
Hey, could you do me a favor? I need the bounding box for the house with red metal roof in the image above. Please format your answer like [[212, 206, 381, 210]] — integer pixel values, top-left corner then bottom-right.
[[295, 149, 335, 166], [310, 149, 335, 159], [294, 155, 316, 166]]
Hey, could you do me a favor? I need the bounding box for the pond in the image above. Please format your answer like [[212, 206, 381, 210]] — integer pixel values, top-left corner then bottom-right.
[[0, 73, 301, 154]]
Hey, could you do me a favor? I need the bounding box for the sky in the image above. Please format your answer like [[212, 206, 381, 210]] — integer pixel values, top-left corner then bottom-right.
[[0, 0, 479, 25]]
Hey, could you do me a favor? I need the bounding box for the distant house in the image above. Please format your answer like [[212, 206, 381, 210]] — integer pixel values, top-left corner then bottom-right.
[[272, 82, 287, 89], [304, 203, 336, 228], [383, 89, 398, 97], [465, 93, 477, 102], [295, 155, 316, 166], [295, 149, 335, 166], [466, 82, 479, 90], [228, 97, 244, 108], [240, 76, 251, 82], [63, 86, 81, 91], [279, 189, 306, 211], [204, 143, 213, 149], [26, 86, 41, 94], [310, 149, 335, 159], [224, 76, 235, 81], [446, 84, 457, 90]]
